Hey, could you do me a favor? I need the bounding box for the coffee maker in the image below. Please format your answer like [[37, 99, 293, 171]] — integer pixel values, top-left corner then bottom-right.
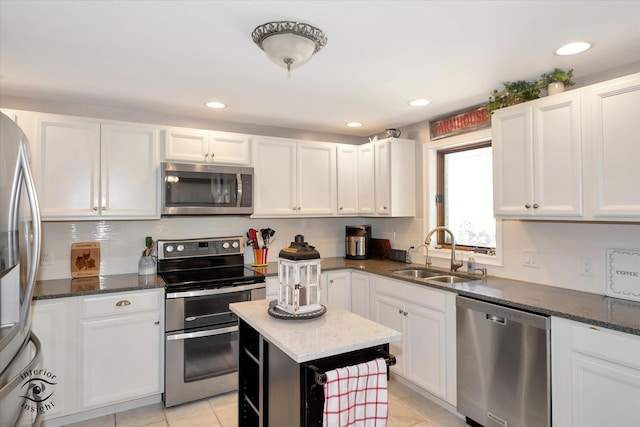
[[345, 225, 372, 260]]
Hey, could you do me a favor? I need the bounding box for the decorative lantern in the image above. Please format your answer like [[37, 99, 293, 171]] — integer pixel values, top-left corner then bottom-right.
[[276, 235, 322, 315]]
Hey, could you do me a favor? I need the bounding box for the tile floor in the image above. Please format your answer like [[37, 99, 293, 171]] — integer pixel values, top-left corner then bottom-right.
[[66, 379, 468, 427]]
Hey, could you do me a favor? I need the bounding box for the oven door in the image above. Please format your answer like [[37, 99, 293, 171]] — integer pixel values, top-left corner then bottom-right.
[[165, 322, 239, 407]]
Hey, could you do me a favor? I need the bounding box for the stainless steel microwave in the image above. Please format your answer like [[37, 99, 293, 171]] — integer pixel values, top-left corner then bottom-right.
[[161, 162, 253, 215]]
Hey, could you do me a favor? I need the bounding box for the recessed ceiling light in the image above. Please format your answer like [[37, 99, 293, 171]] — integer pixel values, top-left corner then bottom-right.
[[555, 42, 592, 56], [205, 101, 226, 109], [346, 122, 363, 128], [409, 99, 431, 107]]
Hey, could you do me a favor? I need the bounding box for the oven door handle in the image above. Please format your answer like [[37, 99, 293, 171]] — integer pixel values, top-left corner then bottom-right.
[[166, 282, 265, 299], [166, 325, 239, 341]]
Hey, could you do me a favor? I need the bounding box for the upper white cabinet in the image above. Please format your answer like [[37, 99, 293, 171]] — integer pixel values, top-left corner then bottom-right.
[[252, 137, 336, 217], [336, 144, 359, 215], [372, 138, 416, 217], [492, 91, 583, 218], [30, 114, 160, 220], [357, 143, 376, 215], [162, 127, 251, 165], [584, 73, 640, 220], [552, 316, 640, 427]]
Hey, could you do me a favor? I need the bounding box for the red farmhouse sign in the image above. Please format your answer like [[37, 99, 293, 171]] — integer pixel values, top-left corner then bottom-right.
[[429, 104, 490, 140]]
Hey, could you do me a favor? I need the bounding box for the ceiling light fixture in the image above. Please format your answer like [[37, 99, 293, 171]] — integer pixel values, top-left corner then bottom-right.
[[252, 21, 327, 78], [205, 101, 226, 109], [555, 42, 592, 56], [346, 122, 363, 128], [409, 99, 431, 107]]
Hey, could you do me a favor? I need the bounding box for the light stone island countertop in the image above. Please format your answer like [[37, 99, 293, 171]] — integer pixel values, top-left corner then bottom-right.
[[230, 299, 402, 363]]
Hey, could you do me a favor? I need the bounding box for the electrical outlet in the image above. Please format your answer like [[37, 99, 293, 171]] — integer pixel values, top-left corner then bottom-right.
[[522, 250, 539, 268], [41, 251, 52, 266], [581, 257, 593, 276]]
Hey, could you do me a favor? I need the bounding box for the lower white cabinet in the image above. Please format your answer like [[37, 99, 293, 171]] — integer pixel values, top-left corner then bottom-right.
[[265, 276, 279, 299], [79, 290, 163, 410], [552, 317, 640, 427], [350, 272, 370, 319], [31, 298, 80, 420], [371, 275, 456, 405], [30, 288, 163, 422], [322, 271, 351, 311]]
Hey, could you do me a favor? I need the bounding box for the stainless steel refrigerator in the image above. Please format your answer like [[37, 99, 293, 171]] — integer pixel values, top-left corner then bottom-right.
[[0, 112, 43, 427]]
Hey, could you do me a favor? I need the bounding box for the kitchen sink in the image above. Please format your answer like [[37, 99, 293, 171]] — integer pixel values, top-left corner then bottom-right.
[[391, 268, 444, 279], [391, 267, 481, 285]]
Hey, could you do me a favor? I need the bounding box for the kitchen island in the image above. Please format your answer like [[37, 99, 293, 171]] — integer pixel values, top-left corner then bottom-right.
[[230, 299, 402, 427]]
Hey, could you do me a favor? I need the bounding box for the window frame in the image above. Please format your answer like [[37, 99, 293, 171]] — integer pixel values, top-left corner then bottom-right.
[[436, 141, 494, 253]]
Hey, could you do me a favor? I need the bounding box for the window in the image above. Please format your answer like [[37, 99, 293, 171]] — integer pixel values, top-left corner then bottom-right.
[[436, 142, 496, 253]]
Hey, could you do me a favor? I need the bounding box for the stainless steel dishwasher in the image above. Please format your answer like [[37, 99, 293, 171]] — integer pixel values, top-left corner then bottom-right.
[[456, 296, 550, 427]]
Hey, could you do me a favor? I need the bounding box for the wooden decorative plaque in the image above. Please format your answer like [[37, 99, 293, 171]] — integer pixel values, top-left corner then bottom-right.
[[70, 242, 101, 278]]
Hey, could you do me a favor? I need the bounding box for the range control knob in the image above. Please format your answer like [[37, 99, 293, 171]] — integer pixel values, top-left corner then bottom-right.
[[232, 241, 239, 249], [177, 244, 185, 252], [222, 242, 230, 249], [166, 245, 174, 253]]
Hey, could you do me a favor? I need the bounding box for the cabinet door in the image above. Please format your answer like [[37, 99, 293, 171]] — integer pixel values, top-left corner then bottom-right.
[[404, 301, 447, 399], [374, 140, 391, 215], [297, 142, 336, 216], [357, 143, 375, 215], [492, 104, 534, 217], [210, 131, 251, 165], [80, 311, 162, 409], [350, 272, 370, 319], [372, 294, 405, 374], [587, 75, 640, 219], [337, 145, 358, 215], [324, 271, 351, 311], [552, 317, 640, 427], [32, 115, 101, 218], [31, 298, 79, 420], [100, 123, 159, 218], [252, 138, 297, 216], [533, 92, 583, 217], [162, 127, 209, 162]]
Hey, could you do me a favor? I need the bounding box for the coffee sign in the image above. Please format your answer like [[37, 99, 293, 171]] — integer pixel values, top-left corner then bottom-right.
[[429, 104, 490, 140]]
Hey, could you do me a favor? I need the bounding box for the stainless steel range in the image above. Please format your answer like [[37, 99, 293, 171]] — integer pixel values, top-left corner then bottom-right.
[[157, 236, 266, 408]]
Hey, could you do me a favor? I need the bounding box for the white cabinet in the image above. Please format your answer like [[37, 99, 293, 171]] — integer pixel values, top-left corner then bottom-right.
[[492, 91, 583, 218], [252, 137, 336, 217], [584, 73, 640, 220], [350, 272, 370, 319], [357, 143, 375, 215], [336, 144, 359, 215], [552, 317, 640, 427], [371, 275, 456, 404], [31, 297, 80, 421], [162, 127, 251, 165], [322, 271, 351, 310], [30, 114, 160, 220], [79, 290, 163, 409], [265, 276, 279, 299], [372, 138, 416, 217]]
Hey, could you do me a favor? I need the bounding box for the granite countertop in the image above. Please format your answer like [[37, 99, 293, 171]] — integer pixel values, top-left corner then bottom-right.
[[33, 257, 640, 336], [33, 273, 164, 300], [230, 299, 402, 363]]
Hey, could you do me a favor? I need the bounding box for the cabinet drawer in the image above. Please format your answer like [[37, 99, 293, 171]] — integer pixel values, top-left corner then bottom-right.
[[571, 321, 640, 370], [373, 276, 446, 312], [82, 290, 162, 318]]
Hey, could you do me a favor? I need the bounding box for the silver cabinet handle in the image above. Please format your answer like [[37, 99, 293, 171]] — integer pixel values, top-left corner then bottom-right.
[[533, 203, 539, 209], [115, 300, 131, 307], [93, 206, 98, 211], [398, 309, 403, 314], [204, 153, 209, 162], [403, 311, 408, 316], [339, 206, 343, 211], [525, 203, 531, 209], [155, 320, 160, 325]]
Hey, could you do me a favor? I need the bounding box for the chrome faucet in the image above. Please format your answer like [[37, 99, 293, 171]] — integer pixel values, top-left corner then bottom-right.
[[424, 226, 464, 272], [411, 244, 431, 267]]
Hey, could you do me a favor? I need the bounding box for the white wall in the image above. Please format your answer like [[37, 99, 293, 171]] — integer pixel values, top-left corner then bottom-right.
[[38, 216, 363, 280]]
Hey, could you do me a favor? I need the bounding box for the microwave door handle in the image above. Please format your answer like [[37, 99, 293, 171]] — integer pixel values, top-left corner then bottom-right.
[[236, 174, 242, 207], [18, 142, 42, 329]]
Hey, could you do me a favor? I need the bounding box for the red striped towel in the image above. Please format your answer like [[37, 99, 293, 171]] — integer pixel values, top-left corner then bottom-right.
[[322, 357, 388, 427]]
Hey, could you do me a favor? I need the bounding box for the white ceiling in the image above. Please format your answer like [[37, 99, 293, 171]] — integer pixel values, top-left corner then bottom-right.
[[1, 0, 639, 137]]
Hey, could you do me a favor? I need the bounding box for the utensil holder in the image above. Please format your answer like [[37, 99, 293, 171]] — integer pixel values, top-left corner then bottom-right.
[[253, 248, 268, 266], [138, 256, 156, 275]]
